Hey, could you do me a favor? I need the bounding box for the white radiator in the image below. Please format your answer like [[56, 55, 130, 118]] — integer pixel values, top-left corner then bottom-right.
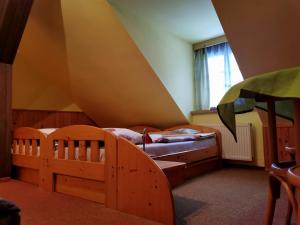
[[206, 123, 254, 161]]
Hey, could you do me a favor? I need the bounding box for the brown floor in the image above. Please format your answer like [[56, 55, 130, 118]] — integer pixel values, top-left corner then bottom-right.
[[0, 167, 294, 225], [0, 179, 161, 225], [174, 167, 294, 225]]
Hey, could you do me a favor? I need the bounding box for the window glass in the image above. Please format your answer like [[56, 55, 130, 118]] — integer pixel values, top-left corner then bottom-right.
[[207, 45, 243, 108], [194, 42, 244, 110], [207, 54, 225, 107]]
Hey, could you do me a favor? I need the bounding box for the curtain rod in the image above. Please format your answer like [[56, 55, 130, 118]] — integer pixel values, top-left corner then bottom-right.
[[193, 35, 227, 50]]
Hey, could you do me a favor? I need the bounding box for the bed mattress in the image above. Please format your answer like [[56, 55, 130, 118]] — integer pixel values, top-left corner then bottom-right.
[[136, 136, 216, 158]]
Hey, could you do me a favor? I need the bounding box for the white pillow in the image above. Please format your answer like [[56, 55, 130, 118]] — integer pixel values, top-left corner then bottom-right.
[[105, 128, 143, 144], [38, 128, 57, 135]]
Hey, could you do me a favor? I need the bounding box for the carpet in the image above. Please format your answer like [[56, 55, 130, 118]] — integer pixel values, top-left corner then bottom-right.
[[0, 167, 294, 225], [173, 167, 294, 225]]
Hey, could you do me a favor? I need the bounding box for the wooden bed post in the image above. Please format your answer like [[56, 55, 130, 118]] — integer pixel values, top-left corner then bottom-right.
[[0, 0, 33, 178], [39, 135, 54, 191], [104, 132, 118, 209], [0, 64, 12, 178], [117, 137, 175, 225]]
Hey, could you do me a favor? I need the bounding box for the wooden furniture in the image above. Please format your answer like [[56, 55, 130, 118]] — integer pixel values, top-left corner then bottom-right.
[[265, 161, 296, 225], [263, 124, 295, 169], [152, 125, 222, 179], [154, 160, 186, 188], [246, 98, 300, 225], [11, 125, 175, 225], [259, 109, 295, 170], [0, 0, 33, 179], [117, 138, 175, 225], [258, 100, 298, 225], [45, 125, 118, 207], [287, 165, 300, 224], [12, 127, 47, 186], [10, 123, 222, 225]]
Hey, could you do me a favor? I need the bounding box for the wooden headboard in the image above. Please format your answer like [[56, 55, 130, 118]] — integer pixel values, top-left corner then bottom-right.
[[12, 109, 97, 129], [128, 125, 161, 133]]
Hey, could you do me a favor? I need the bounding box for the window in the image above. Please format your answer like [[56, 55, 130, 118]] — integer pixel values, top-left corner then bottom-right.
[[194, 42, 243, 110]]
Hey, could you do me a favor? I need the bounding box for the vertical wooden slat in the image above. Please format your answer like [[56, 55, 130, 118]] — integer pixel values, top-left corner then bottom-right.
[[104, 132, 118, 209], [57, 140, 64, 159], [12, 139, 17, 154], [32, 139, 37, 156], [68, 140, 75, 160], [39, 135, 53, 191], [24, 139, 30, 155], [79, 140, 86, 161], [18, 139, 24, 155], [90, 141, 99, 162], [267, 99, 278, 163]]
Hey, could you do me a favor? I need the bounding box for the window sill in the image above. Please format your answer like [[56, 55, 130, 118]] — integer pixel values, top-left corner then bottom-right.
[[190, 109, 217, 116]]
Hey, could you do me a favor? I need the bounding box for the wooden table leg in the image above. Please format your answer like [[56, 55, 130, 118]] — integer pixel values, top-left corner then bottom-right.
[[294, 99, 300, 163], [294, 99, 300, 225], [267, 99, 278, 164], [264, 176, 281, 225]]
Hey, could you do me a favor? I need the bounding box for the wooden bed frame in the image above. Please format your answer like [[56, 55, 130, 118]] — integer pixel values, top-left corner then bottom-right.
[[11, 125, 175, 225], [129, 124, 222, 179], [11, 124, 222, 225], [12, 127, 47, 186]]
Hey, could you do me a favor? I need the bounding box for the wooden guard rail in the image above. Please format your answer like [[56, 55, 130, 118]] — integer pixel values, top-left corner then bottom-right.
[[12, 125, 221, 225]]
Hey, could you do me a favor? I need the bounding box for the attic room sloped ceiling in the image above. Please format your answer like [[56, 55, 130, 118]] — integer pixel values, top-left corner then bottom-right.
[[212, 0, 300, 78], [13, 0, 187, 128], [108, 0, 195, 120], [13, 0, 80, 111]]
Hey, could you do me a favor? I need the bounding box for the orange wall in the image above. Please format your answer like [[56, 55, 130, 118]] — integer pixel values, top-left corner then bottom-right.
[[13, 0, 80, 111], [13, 0, 187, 128], [212, 0, 300, 78]]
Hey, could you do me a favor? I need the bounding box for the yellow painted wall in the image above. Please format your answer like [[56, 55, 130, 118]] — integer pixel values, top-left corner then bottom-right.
[[192, 110, 264, 167], [60, 0, 187, 127], [13, 0, 188, 127], [109, 2, 195, 118], [212, 0, 300, 78], [13, 0, 81, 111]]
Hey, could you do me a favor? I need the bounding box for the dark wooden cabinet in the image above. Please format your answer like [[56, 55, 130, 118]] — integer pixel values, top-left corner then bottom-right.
[[263, 124, 294, 170]]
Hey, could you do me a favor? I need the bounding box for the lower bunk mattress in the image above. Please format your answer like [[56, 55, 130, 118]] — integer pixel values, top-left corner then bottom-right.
[[136, 136, 217, 160]]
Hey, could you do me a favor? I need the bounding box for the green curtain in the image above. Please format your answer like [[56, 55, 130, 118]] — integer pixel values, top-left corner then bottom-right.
[[194, 48, 210, 110]]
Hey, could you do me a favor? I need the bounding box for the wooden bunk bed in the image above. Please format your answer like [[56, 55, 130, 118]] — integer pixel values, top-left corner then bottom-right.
[[11, 125, 175, 225], [130, 124, 222, 179], [12, 127, 47, 186], [11, 124, 222, 225]]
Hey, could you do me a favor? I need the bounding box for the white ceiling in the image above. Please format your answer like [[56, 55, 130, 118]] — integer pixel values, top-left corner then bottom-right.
[[108, 0, 224, 43]]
